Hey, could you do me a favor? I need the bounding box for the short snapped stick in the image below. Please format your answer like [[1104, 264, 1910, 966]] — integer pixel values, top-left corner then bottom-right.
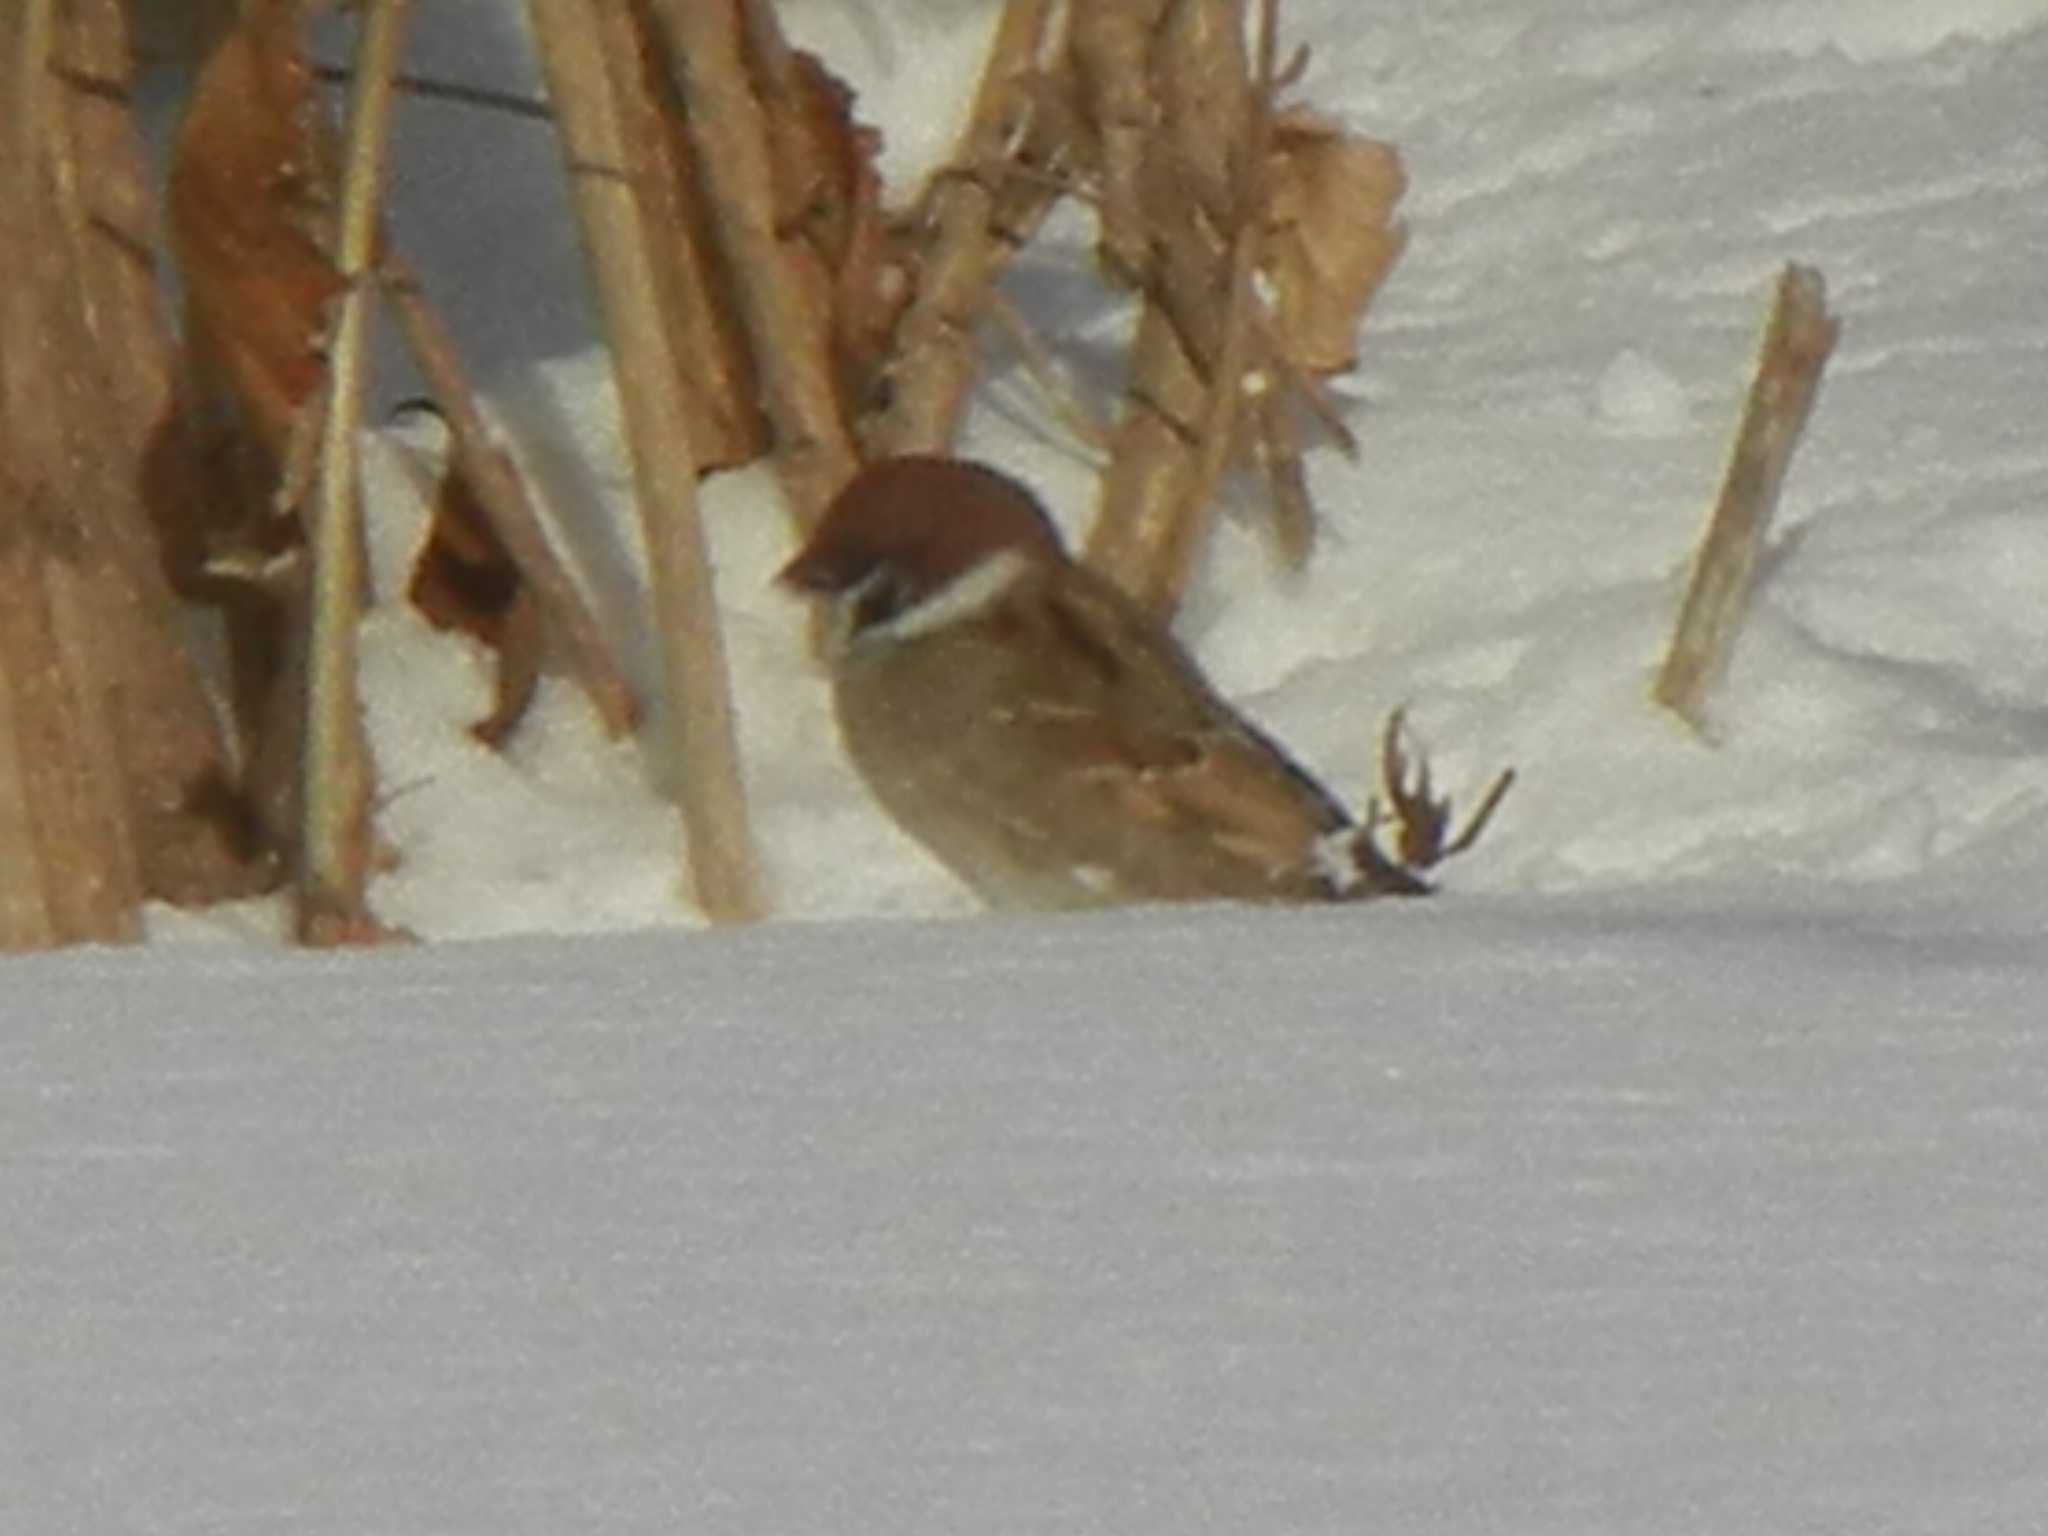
[[1652, 263, 1838, 734]]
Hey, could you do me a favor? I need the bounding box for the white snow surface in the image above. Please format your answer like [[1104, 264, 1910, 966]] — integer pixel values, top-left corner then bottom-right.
[[10, 894, 2048, 1532], [10, 1, 2048, 1530]]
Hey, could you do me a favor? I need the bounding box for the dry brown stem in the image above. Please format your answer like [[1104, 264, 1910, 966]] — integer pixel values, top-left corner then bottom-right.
[[1253, 386, 1315, 565], [1175, 0, 1279, 576], [51, 0, 163, 422], [611, 0, 767, 470], [1085, 280, 1214, 615], [1083, 0, 1253, 615], [298, 0, 407, 945], [1067, 0, 1169, 282], [530, 0, 765, 923], [0, 1, 146, 946], [1155, 0, 1255, 226], [12, 0, 57, 165], [865, 0, 1065, 457], [1653, 263, 1839, 733], [648, 0, 857, 524], [380, 256, 639, 740]]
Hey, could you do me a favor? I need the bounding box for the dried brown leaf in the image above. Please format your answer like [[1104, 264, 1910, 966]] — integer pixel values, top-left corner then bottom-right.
[[167, 0, 342, 466], [1263, 114, 1406, 376], [759, 46, 906, 415], [406, 458, 542, 747], [160, 0, 343, 835]]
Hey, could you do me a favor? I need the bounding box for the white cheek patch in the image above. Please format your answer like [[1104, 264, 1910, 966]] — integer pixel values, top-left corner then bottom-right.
[[848, 548, 1033, 650]]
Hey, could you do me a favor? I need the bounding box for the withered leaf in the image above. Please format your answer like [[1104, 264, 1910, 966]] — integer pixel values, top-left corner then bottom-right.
[[763, 46, 907, 412], [166, 0, 343, 465], [1263, 114, 1407, 377], [162, 0, 343, 797], [406, 455, 542, 748]]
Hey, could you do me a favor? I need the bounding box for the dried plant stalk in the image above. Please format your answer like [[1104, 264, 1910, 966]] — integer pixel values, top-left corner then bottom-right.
[[51, 0, 163, 420], [1653, 263, 1838, 733], [865, 0, 1062, 457], [0, 547, 147, 948], [1067, 0, 1168, 282], [12, 0, 56, 165], [529, 0, 765, 923], [0, 0, 147, 946], [648, 0, 857, 524], [380, 256, 640, 739], [1253, 386, 1314, 565], [299, 0, 408, 944], [1083, 0, 1255, 615], [1086, 293, 1212, 614], [612, 0, 767, 470], [1177, 0, 1280, 582], [0, 646, 53, 946], [1155, 0, 1256, 226]]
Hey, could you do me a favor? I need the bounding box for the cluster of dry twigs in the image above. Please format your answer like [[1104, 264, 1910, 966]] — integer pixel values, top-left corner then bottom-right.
[[524, 0, 1412, 923], [150, 0, 1411, 939]]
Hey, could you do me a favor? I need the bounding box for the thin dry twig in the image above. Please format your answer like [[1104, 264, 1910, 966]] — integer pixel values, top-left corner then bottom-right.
[[985, 288, 1111, 454], [609, 0, 766, 471], [299, 0, 407, 944], [380, 254, 640, 739], [528, 0, 765, 923], [1652, 263, 1839, 734]]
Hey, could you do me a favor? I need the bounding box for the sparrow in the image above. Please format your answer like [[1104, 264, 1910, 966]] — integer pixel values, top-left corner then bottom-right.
[[779, 455, 1488, 910]]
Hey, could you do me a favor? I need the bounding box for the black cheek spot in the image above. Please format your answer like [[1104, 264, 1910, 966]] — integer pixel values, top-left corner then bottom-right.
[[852, 568, 913, 633], [1044, 598, 1127, 687]]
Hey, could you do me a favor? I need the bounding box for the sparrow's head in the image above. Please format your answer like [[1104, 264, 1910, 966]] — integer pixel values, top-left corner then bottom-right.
[[779, 456, 1068, 644]]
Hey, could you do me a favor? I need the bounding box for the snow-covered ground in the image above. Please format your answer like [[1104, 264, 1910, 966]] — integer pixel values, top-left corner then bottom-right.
[[8, 2, 2048, 1529], [11, 893, 2048, 1532]]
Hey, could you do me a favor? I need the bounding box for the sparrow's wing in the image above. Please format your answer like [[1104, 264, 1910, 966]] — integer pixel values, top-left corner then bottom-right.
[[1014, 569, 1354, 877]]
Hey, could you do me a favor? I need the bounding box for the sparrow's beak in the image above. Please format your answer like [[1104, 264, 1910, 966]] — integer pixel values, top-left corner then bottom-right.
[[775, 542, 839, 595]]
